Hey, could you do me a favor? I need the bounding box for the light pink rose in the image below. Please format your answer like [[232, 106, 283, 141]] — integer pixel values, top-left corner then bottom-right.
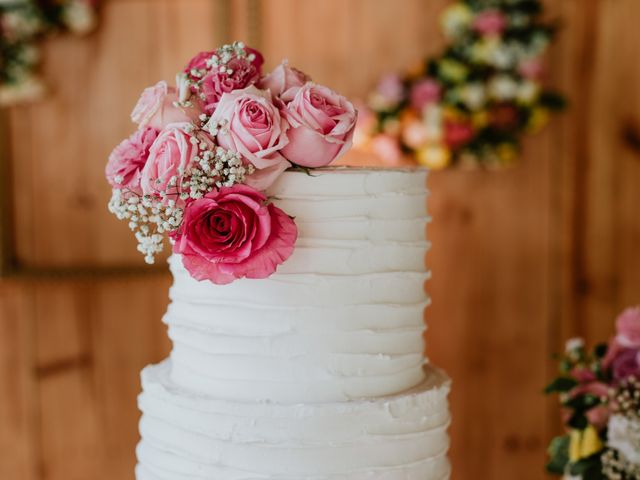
[[172, 185, 297, 284], [376, 73, 404, 105], [410, 79, 441, 112], [472, 10, 508, 36], [207, 85, 290, 190], [106, 127, 159, 194], [140, 123, 200, 198], [518, 57, 545, 80], [131, 81, 201, 130], [371, 134, 403, 166], [615, 307, 640, 348], [199, 48, 264, 115], [258, 61, 309, 101], [281, 83, 357, 168]]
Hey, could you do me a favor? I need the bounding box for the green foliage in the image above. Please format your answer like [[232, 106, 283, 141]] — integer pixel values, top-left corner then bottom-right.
[[546, 435, 570, 475], [545, 376, 578, 394]]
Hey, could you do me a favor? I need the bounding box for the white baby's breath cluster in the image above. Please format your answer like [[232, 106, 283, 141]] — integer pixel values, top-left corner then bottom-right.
[[108, 127, 252, 264]]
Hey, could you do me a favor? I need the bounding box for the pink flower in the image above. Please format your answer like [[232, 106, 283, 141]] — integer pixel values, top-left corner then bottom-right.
[[258, 61, 309, 102], [472, 10, 508, 36], [207, 86, 290, 190], [611, 349, 640, 381], [105, 127, 159, 194], [140, 124, 200, 198], [376, 73, 405, 105], [131, 81, 201, 130], [371, 134, 403, 166], [281, 83, 357, 168], [199, 49, 264, 115], [172, 185, 298, 284], [615, 307, 640, 348], [518, 57, 545, 80], [184, 50, 215, 73], [410, 79, 441, 112], [586, 405, 611, 431]]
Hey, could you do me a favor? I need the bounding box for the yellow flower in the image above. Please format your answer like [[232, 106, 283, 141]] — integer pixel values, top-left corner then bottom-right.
[[416, 144, 451, 169], [442, 106, 466, 122], [496, 143, 517, 165], [439, 59, 468, 83], [569, 426, 604, 463], [580, 425, 603, 458], [472, 111, 490, 128], [569, 430, 582, 463], [441, 4, 473, 39], [527, 108, 550, 133], [470, 37, 501, 64]]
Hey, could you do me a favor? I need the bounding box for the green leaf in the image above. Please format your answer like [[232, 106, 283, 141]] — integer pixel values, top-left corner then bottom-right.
[[594, 343, 608, 359], [569, 454, 606, 480], [546, 435, 570, 474], [545, 376, 578, 394]]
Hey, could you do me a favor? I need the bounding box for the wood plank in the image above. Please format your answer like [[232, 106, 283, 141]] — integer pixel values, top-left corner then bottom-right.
[[0, 281, 37, 480]]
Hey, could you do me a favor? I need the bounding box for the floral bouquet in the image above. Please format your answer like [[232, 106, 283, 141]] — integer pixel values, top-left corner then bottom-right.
[[546, 307, 640, 480], [0, 0, 98, 105], [356, 0, 565, 169], [105, 42, 357, 284]]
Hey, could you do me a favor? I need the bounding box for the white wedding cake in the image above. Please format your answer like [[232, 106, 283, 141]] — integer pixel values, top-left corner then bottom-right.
[[135, 168, 451, 479]]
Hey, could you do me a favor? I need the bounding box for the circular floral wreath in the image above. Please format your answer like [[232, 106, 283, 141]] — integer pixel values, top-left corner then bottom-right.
[[357, 0, 566, 169]]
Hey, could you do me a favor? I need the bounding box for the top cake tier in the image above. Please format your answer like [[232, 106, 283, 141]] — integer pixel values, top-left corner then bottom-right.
[[165, 168, 431, 403]]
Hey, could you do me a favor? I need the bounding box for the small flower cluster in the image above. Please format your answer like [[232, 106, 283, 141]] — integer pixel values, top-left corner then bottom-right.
[[545, 307, 640, 479], [106, 42, 357, 283], [356, 0, 565, 169], [0, 0, 98, 106]]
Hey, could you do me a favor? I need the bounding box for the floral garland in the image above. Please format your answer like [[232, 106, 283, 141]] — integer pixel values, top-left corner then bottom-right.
[[356, 0, 565, 169], [546, 307, 640, 480], [105, 42, 357, 284], [0, 0, 98, 106]]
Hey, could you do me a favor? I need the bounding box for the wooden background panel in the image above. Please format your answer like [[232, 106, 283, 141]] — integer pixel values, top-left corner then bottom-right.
[[9, 0, 226, 269]]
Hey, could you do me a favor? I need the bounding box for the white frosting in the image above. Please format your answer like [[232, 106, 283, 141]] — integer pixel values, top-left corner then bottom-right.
[[165, 168, 432, 403], [136, 360, 451, 479], [135, 168, 450, 479]]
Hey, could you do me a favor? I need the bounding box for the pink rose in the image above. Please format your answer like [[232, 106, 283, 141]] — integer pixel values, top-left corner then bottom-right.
[[612, 349, 640, 381], [376, 73, 405, 105], [258, 61, 309, 101], [281, 83, 357, 168], [184, 50, 215, 74], [131, 81, 201, 130], [105, 127, 159, 193], [371, 134, 403, 166], [140, 124, 200, 198], [206, 86, 290, 190], [172, 185, 297, 284], [518, 57, 545, 80], [410, 79, 441, 112], [199, 49, 264, 114], [472, 10, 508, 36], [615, 307, 640, 348]]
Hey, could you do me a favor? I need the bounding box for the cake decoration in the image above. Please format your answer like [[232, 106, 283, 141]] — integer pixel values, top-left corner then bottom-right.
[[106, 41, 357, 283]]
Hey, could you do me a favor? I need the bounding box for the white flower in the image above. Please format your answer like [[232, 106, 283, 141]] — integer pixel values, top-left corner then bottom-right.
[[608, 414, 640, 466], [62, 0, 97, 35], [489, 75, 519, 101], [517, 81, 540, 104], [564, 337, 584, 353], [460, 83, 486, 111], [441, 4, 473, 39]]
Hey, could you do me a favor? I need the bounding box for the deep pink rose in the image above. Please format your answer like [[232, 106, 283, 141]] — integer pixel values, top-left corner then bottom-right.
[[281, 83, 357, 168], [258, 61, 310, 102], [206, 86, 290, 190], [140, 124, 201, 198], [472, 10, 508, 36], [410, 79, 441, 112], [199, 49, 264, 115], [172, 185, 298, 284], [131, 81, 201, 130], [444, 120, 475, 149], [105, 127, 159, 193], [612, 348, 640, 381], [184, 50, 215, 74], [571, 367, 597, 384], [615, 307, 640, 348]]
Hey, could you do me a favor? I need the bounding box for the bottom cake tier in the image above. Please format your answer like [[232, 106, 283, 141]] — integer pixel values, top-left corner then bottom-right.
[[135, 360, 451, 480]]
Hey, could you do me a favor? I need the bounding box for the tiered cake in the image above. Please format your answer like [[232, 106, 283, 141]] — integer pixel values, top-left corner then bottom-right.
[[135, 168, 451, 479]]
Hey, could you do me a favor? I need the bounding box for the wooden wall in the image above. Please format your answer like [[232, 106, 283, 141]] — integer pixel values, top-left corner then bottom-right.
[[1, 0, 639, 479]]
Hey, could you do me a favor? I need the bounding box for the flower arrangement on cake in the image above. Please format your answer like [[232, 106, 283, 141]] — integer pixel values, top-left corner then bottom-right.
[[0, 0, 98, 105], [355, 0, 565, 169], [546, 307, 640, 480], [106, 42, 357, 284]]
